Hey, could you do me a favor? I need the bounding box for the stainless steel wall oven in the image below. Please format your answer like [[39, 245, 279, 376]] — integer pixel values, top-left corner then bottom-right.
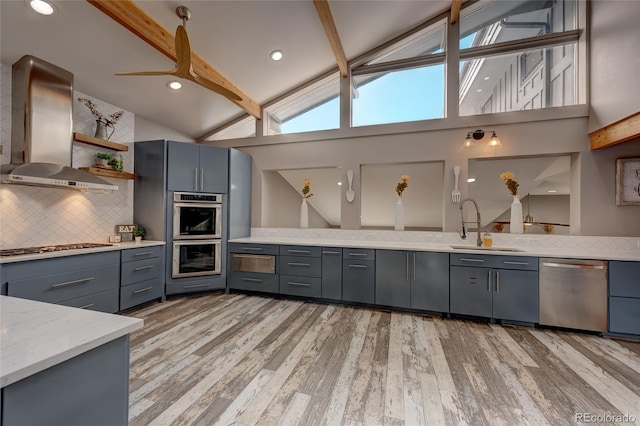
[[172, 192, 223, 278]]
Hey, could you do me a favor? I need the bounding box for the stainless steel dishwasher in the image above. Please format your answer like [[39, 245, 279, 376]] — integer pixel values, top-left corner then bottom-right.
[[539, 258, 608, 332]]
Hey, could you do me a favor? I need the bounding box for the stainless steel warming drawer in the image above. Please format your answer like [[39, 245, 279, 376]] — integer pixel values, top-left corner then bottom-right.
[[231, 253, 276, 274]]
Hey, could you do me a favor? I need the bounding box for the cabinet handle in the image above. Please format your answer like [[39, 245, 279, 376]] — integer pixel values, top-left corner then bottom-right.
[[413, 253, 416, 281], [194, 168, 199, 191], [134, 265, 154, 271], [502, 261, 529, 266], [133, 286, 153, 294], [133, 252, 154, 257], [348, 264, 368, 269], [184, 283, 211, 289], [288, 281, 311, 287], [348, 252, 368, 257], [242, 247, 263, 251], [406, 253, 409, 281], [487, 270, 491, 292], [78, 303, 95, 309], [52, 277, 94, 288], [323, 250, 340, 255], [288, 249, 311, 254], [242, 277, 263, 283], [288, 262, 311, 267], [496, 271, 500, 293], [460, 258, 484, 263], [200, 168, 204, 190]]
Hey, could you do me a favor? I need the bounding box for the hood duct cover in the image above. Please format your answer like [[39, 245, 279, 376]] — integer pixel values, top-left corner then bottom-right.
[[1, 55, 117, 192]]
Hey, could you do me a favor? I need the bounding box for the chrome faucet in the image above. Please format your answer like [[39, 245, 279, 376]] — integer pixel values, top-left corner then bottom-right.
[[458, 198, 483, 247]]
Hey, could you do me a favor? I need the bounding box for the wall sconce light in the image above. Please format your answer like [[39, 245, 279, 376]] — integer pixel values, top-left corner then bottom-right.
[[461, 129, 502, 148]]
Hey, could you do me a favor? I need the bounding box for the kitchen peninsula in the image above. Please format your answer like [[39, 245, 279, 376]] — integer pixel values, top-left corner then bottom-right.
[[0, 296, 143, 425]]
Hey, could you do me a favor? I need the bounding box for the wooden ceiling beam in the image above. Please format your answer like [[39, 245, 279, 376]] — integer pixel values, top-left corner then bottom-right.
[[86, 0, 261, 119], [589, 111, 640, 150], [313, 0, 349, 77], [451, 0, 462, 24]]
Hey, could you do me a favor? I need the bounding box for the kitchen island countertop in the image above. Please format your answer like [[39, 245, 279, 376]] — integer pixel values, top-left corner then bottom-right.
[[0, 295, 143, 387]]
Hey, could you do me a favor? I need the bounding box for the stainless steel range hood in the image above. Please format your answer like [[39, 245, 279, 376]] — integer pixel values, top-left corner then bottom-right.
[[1, 55, 117, 192]]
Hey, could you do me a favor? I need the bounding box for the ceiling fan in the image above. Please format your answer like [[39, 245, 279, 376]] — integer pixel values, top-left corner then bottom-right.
[[115, 6, 241, 102]]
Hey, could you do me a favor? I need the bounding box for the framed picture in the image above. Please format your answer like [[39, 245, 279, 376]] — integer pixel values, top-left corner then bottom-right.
[[616, 158, 640, 205]]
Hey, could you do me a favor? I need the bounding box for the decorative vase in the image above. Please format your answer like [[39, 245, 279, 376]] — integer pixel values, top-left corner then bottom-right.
[[94, 119, 115, 140], [510, 195, 523, 234], [300, 197, 309, 228], [394, 197, 404, 231]]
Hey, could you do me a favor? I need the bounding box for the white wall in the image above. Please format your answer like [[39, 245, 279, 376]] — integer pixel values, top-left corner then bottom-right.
[[134, 115, 195, 143], [588, 0, 640, 132]]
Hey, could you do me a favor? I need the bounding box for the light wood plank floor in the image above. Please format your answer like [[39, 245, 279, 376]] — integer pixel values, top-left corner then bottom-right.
[[126, 294, 640, 426]]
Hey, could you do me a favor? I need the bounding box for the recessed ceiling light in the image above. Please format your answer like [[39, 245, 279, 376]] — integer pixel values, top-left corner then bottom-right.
[[467, 178, 476, 183], [168, 81, 182, 90], [270, 50, 284, 61], [337, 181, 342, 186], [547, 189, 557, 193], [483, 76, 490, 80], [476, 88, 482, 92], [29, 0, 55, 15]]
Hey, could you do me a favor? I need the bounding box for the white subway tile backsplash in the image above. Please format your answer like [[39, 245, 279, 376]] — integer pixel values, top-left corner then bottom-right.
[[1, 61, 134, 248]]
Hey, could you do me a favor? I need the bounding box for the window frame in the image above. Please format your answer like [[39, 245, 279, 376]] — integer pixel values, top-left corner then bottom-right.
[[202, 0, 587, 146]]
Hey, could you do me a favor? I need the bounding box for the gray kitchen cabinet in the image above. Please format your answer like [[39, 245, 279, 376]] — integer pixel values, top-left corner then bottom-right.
[[1, 266, 6, 295], [5, 252, 120, 313], [167, 141, 229, 193], [376, 250, 449, 311], [321, 248, 342, 300], [119, 246, 164, 311], [450, 254, 539, 323], [2, 336, 130, 426], [342, 256, 375, 305], [279, 247, 322, 298], [609, 261, 640, 336]]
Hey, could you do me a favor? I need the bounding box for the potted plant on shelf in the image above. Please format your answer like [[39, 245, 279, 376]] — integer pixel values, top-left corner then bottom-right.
[[96, 152, 113, 166], [132, 225, 146, 243]]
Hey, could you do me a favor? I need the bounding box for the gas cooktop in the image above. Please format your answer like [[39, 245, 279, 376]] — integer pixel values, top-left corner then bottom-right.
[[0, 243, 113, 257]]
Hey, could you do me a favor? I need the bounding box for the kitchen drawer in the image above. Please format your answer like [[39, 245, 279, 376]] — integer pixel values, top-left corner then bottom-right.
[[121, 245, 163, 263], [450, 253, 538, 270], [7, 265, 119, 304], [279, 245, 321, 257], [228, 271, 279, 293], [58, 288, 119, 314], [166, 276, 226, 295], [610, 261, 640, 298], [609, 296, 640, 335], [279, 256, 321, 277], [228, 243, 279, 255], [121, 257, 162, 287], [5, 251, 120, 280], [343, 248, 375, 261], [280, 275, 321, 298], [120, 278, 164, 311]]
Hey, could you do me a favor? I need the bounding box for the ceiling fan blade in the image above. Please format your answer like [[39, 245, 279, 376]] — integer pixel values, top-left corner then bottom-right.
[[191, 73, 242, 102], [174, 25, 192, 76], [115, 70, 175, 76]]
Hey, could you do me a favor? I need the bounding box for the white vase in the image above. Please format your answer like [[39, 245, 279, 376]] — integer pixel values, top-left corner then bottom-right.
[[510, 195, 523, 234], [394, 197, 404, 231], [300, 197, 309, 228], [134, 236, 142, 244]]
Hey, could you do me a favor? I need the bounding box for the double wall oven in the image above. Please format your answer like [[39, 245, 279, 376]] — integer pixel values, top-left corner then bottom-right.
[[172, 192, 223, 278]]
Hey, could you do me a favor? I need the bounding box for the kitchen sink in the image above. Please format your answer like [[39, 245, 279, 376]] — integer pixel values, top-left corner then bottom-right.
[[449, 245, 525, 253]]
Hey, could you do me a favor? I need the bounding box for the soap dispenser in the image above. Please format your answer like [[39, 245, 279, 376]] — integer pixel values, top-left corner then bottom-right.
[[483, 231, 493, 248]]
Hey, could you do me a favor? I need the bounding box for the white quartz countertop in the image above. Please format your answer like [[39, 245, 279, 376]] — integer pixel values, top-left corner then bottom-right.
[[0, 296, 143, 388], [0, 240, 165, 264], [229, 236, 640, 262]]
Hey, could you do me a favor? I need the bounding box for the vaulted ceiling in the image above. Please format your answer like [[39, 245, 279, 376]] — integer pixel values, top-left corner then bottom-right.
[[1, 0, 451, 140]]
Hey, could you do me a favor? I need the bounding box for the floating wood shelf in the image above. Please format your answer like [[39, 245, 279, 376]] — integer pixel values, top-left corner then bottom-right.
[[73, 132, 129, 151], [80, 166, 138, 180]]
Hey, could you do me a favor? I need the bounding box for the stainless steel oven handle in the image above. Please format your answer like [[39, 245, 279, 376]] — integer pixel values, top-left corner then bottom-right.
[[233, 254, 273, 260]]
